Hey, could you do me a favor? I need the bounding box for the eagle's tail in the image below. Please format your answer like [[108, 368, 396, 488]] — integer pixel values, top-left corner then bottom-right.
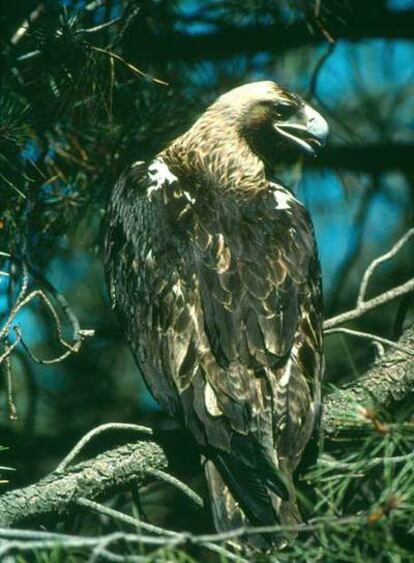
[[204, 455, 301, 548]]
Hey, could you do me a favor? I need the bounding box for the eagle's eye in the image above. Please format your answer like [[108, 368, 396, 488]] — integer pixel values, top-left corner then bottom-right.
[[273, 102, 296, 120]]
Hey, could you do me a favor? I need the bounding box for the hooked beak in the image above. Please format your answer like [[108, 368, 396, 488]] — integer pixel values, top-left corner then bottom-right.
[[273, 104, 329, 157]]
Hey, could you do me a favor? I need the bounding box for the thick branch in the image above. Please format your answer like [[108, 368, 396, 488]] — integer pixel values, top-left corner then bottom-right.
[[125, 11, 414, 62], [322, 325, 414, 436], [0, 440, 168, 527], [0, 327, 413, 527]]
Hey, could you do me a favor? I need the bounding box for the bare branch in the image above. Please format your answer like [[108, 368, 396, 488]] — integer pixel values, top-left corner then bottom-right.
[[0, 259, 95, 419], [89, 46, 169, 86], [358, 227, 414, 306], [75, 497, 178, 537], [324, 278, 414, 329], [325, 327, 414, 358], [56, 423, 154, 471], [146, 468, 204, 508], [2, 344, 18, 421]]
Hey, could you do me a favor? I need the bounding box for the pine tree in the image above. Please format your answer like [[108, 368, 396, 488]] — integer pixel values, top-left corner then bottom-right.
[[0, 1, 413, 561]]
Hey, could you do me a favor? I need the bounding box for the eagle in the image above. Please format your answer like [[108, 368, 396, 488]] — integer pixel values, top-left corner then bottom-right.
[[104, 81, 328, 546]]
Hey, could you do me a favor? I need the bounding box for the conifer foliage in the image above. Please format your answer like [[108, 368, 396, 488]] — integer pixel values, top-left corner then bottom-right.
[[0, 1, 413, 561]]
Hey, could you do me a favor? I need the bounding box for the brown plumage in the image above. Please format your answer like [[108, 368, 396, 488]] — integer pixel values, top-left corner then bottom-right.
[[104, 81, 328, 547]]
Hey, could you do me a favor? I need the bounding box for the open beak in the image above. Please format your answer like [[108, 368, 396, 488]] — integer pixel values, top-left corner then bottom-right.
[[273, 104, 329, 157]]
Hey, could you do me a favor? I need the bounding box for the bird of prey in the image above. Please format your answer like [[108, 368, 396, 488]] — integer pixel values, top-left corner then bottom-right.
[[105, 81, 328, 545]]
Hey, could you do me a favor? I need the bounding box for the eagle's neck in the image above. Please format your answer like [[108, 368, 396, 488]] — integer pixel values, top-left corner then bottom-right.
[[162, 107, 268, 197]]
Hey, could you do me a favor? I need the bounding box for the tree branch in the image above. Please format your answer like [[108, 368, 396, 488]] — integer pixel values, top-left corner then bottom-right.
[[324, 277, 414, 329], [322, 324, 414, 437], [124, 11, 414, 62], [0, 324, 413, 527], [0, 439, 168, 527]]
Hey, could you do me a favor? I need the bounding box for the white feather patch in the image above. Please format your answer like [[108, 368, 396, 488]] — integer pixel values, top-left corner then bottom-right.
[[270, 182, 302, 211], [147, 158, 178, 200]]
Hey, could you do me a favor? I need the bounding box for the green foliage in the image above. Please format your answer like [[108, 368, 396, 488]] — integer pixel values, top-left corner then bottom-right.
[[281, 407, 414, 562], [1, 1, 194, 262]]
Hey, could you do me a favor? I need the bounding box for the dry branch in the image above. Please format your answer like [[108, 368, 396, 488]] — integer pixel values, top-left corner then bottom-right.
[[0, 325, 413, 527]]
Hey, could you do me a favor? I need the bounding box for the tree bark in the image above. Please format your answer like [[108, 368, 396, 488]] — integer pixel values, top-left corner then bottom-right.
[[322, 325, 414, 436], [0, 441, 167, 527], [0, 325, 413, 527]]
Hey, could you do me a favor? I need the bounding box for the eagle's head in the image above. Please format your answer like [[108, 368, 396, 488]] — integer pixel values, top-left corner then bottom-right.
[[214, 81, 329, 165], [166, 81, 328, 192]]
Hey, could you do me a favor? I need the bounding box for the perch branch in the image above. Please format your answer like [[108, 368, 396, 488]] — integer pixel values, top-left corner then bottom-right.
[[0, 325, 413, 527], [322, 325, 414, 436], [0, 439, 168, 527]]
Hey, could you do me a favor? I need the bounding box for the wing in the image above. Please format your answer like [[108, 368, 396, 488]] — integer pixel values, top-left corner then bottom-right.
[[193, 185, 322, 443], [104, 159, 188, 416], [189, 184, 323, 531]]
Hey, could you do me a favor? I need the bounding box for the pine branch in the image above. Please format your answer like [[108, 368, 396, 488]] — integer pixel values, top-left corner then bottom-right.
[[322, 324, 414, 437], [0, 440, 168, 527], [0, 324, 413, 527]]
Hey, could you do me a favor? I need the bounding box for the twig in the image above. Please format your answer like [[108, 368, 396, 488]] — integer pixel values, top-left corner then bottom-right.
[[358, 227, 414, 306], [0, 262, 29, 342], [89, 46, 168, 86], [324, 277, 414, 329], [2, 344, 19, 421], [78, 498, 244, 563], [0, 260, 94, 394], [0, 334, 21, 366], [0, 530, 166, 558], [146, 468, 204, 508], [76, 17, 121, 35], [0, 289, 81, 360], [56, 422, 154, 471], [325, 327, 414, 357], [308, 42, 336, 98], [76, 497, 179, 537]]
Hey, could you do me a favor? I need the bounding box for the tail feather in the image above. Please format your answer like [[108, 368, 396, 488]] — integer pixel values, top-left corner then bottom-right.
[[215, 452, 278, 527], [204, 453, 302, 548]]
